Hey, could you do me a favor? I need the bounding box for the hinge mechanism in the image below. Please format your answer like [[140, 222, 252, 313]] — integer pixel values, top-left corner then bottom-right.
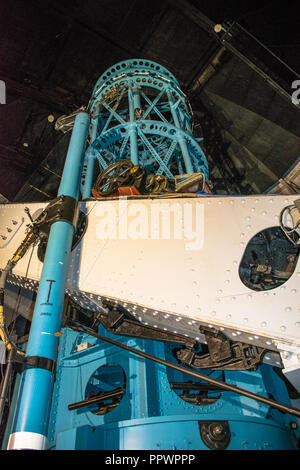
[[175, 327, 266, 371]]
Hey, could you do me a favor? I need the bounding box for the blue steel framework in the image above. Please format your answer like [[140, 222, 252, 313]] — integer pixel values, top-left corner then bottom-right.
[[4, 60, 300, 450], [81, 59, 208, 198]]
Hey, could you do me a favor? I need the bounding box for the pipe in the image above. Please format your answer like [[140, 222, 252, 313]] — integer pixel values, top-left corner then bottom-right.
[[82, 153, 96, 200], [128, 87, 139, 165], [0, 348, 14, 425], [91, 102, 100, 143], [132, 86, 141, 113], [166, 89, 193, 174], [7, 112, 90, 450]]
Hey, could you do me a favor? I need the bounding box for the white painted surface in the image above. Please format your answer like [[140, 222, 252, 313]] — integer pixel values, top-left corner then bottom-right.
[[0, 195, 299, 362]]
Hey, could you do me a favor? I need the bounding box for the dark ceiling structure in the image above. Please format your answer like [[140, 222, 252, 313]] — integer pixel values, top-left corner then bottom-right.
[[0, 0, 300, 200]]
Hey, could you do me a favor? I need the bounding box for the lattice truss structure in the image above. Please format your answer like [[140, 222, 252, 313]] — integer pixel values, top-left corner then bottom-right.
[[80, 59, 209, 198]]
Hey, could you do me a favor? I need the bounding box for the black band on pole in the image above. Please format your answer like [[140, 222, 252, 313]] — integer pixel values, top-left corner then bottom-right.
[[35, 195, 79, 238], [25, 356, 55, 373]]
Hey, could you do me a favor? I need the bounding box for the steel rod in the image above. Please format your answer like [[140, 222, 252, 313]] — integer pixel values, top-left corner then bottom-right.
[[69, 323, 300, 419], [0, 349, 14, 425], [68, 388, 124, 410]]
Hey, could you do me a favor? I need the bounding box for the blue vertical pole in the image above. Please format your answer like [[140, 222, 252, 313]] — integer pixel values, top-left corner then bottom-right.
[[82, 153, 96, 200], [91, 102, 100, 143], [132, 85, 141, 112], [166, 89, 194, 174], [7, 112, 90, 450], [128, 85, 139, 165], [82, 103, 100, 200]]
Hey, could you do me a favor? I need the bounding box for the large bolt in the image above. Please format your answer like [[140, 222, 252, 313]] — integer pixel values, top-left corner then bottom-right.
[[213, 425, 224, 435], [209, 422, 226, 441]]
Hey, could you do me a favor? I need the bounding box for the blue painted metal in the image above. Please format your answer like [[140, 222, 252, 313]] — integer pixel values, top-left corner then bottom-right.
[[45, 327, 299, 450], [81, 59, 209, 198], [7, 112, 90, 449], [4, 61, 300, 451]]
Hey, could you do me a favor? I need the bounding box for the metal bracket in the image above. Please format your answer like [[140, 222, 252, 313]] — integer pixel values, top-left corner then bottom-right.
[[175, 327, 267, 371], [33, 195, 79, 238], [96, 299, 198, 350], [37, 209, 87, 263], [68, 298, 198, 350]]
